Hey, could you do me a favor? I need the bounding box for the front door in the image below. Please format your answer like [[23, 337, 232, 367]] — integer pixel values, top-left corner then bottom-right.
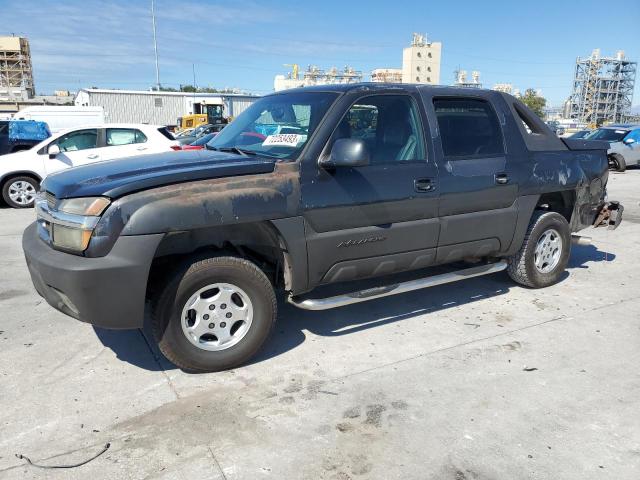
[[45, 128, 101, 175], [301, 92, 440, 287], [426, 96, 519, 263], [623, 128, 640, 165]]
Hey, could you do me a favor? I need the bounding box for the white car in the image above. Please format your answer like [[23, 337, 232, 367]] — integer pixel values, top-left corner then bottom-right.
[[0, 124, 180, 208]]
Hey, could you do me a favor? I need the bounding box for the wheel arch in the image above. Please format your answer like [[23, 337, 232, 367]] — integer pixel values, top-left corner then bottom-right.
[[0, 170, 43, 187], [504, 192, 575, 257], [147, 218, 306, 299]]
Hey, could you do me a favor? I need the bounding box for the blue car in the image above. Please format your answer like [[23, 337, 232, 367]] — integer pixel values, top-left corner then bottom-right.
[[0, 119, 51, 156]]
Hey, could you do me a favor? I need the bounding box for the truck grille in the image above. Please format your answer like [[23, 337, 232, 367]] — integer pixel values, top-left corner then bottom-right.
[[45, 191, 56, 210]]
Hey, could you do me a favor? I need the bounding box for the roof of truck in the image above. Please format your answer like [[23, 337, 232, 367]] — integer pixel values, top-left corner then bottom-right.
[[268, 82, 505, 96]]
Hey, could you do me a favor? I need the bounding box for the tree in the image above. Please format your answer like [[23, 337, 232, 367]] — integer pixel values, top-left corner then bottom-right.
[[521, 88, 547, 118]]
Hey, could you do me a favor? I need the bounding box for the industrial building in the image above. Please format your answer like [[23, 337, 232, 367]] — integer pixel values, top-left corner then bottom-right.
[[274, 65, 362, 91], [0, 36, 35, 100], [372, 33, 442, 85], [569, 49, 637, 125], [453, 69, 481, 88], [74, 88, 259, 126]]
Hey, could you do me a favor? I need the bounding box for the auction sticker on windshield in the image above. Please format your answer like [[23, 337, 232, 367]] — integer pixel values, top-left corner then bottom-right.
[[262, 134, 303, 147]]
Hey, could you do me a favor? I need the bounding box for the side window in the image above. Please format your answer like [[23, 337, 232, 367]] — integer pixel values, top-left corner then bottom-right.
[[433, 98, 504, 158], [55, 129, 98, 152], [626, 129, 640, 142], [106, 128, 147, 146], [330, 95, 425, 164]]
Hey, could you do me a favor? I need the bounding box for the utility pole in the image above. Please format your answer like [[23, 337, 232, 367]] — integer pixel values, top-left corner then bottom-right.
[[151, 0, 161, 90]]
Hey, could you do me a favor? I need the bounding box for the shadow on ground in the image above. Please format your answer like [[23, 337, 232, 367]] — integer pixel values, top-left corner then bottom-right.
[[95, 242, 615, 371]]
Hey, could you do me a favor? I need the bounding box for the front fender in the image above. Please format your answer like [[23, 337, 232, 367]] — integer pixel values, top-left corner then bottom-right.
[[88, 162, 301, 257]]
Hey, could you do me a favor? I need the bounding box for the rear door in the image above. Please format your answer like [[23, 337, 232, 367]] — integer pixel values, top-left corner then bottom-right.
[[424, 94, 519, 263], [100, 128, 151, 161], [301, 90, 440, 287], [44, 128, 101, 175]]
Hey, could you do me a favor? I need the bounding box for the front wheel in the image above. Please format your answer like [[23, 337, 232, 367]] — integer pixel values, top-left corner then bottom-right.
[[507, 211, 571, 288], [609, 154, 626, 172], [2, 176, 39, 208], [152, 256, 277, 372]]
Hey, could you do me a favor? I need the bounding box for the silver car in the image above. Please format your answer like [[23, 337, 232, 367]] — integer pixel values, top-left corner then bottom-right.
[[585, 124, 640, 172]]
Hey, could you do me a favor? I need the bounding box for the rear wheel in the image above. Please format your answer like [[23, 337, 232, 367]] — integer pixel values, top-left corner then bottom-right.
[[151, 256, 277, 372], [2, 176, 39, 208], [609, 154, 626, 172], [507, 211, 571, 288]]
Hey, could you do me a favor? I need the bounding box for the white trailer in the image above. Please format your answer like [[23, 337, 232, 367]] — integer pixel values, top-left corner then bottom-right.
[[14, 106, 104, 133]]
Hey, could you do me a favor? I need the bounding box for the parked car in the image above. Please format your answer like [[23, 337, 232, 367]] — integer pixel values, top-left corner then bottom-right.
[[181, 132, 217, 150], [568, 129, 592, 139], [176, 124, 226, 146], [583, 124, 640, 172], [545, 120, 565, 136], [23, 84, 622, 372], [0, 119, 51, 155], [1, 124, 180, 208]]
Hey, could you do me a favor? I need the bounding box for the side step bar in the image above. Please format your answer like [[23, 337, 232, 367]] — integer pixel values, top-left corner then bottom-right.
[[288, 260, 508, 311]]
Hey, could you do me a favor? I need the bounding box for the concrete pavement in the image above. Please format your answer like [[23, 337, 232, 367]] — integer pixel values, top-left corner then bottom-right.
[[0, 169, 639, 479]]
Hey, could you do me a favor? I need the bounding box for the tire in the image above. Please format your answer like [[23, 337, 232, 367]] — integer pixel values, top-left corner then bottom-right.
[[1, 175, 39, 208], [151, 256, 277, 372], [609, 154, 626, 172], [507, 211, 571, 288]]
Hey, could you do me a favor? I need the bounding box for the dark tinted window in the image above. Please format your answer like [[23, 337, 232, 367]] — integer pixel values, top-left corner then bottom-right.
[[55, 129, 98, 152], [434, 98, 504, 157], [585, 128, 629, 142], [329, 95, 425, 164]]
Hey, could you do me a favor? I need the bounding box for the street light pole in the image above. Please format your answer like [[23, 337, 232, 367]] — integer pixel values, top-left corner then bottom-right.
[[151, 0, 161, 90]]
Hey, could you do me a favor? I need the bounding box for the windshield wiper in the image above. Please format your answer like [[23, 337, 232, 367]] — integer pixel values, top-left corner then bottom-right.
[[206, 146, 257, 157]]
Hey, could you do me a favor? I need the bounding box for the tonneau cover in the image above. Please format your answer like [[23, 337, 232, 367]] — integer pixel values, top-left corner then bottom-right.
[[562, 138, 609, 151]]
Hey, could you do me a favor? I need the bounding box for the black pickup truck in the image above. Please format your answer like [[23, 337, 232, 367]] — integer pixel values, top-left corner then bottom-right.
[[22, 84, 622, 372]]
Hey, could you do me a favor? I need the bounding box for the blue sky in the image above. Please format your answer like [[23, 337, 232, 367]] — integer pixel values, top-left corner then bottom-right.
[[1, 0, 639, 107]]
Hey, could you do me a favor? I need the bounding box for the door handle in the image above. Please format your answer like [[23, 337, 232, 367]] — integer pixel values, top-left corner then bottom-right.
[[414, 178, 435, 192], [86, 154, 99, 159], [136, 146, 148, 151], [495, 173, 509, 185]]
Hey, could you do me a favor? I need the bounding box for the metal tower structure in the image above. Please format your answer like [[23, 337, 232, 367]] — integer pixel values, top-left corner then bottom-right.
[[0, 36, 35, 98], [569, 49, 636, 125]]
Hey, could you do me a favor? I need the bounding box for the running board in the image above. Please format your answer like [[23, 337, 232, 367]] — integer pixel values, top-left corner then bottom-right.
[[288, 260, 508, 311]]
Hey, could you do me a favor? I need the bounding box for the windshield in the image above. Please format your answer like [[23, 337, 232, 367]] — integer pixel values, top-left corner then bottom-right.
[[586, 128, 629, 142], [192, 133, 216, 146], [207, 92, 339, 159]]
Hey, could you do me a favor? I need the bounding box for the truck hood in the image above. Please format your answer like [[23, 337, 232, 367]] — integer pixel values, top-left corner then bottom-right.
[[42, 150, 277, 199]]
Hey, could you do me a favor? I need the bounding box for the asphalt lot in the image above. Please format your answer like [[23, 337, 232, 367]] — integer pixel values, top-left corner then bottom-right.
[[1, 169, 639, 480]]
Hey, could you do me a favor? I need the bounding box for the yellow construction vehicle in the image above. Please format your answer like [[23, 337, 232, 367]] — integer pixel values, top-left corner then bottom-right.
[[177, 102, 228, 131]]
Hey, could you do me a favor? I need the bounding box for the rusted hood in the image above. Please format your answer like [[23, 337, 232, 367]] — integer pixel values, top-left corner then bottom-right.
[[42, 150, 276, 199]]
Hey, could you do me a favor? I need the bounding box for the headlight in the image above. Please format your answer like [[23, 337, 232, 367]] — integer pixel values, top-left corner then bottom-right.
[[52, 224, 94, 251], [40, 196, 111, 252], [57, 197, 110, 216]]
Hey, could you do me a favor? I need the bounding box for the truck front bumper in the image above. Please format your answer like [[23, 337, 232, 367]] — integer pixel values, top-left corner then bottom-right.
[[22, 222, 164, 329]]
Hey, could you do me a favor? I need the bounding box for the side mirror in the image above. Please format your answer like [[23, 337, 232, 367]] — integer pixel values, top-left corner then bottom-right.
[[48, 144, 60, 158], [321, 138, 370, 169], [623, 137, 635, 145]]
